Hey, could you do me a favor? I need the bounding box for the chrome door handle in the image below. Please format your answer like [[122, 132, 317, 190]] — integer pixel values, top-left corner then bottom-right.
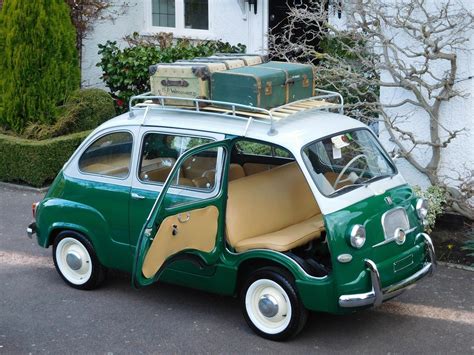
[[131, 192, 145, 200]]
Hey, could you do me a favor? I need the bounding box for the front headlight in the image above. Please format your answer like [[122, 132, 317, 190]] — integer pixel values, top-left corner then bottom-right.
[[349, 224, 366, 248], [416, 198, 429, 221]]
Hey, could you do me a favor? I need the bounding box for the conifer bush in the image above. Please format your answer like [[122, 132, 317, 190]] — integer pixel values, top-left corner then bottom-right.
[[0, 0, 80, 133]]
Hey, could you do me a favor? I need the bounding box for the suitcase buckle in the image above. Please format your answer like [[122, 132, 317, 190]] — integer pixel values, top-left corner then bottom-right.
[[265, 82, 273, 96], [302, 75, 310, 88]]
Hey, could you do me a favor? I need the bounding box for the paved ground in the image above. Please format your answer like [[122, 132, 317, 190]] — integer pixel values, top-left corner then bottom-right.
[[0, 185, 473, 354]]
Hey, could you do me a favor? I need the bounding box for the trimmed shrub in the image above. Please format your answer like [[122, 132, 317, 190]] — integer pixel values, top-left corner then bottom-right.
[[0, 0, 80, 133], [23, 89, 116, 139], [97, 37, 246, 112], [0, 131, 89, 187]]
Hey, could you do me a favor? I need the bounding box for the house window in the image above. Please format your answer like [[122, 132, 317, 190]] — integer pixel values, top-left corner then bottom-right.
[[150, 0, 209, 33], [184, 0, 208, 30], [152, 0, 176, 28]]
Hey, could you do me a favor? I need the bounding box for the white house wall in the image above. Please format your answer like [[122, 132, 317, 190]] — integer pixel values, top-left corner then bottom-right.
[[375, 0, 474, 190], [82, 0, 267, 88]]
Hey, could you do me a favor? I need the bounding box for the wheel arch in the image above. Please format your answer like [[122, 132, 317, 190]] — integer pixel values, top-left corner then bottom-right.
[[236, 257, 296, 294]]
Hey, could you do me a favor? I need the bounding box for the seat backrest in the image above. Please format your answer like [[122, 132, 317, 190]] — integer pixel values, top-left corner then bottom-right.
[[226, 162, 320, 247]]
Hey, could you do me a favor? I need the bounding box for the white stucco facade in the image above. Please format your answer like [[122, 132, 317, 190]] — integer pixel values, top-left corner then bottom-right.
[[81, 0, 268, 88], [83, 0, 473, 193]]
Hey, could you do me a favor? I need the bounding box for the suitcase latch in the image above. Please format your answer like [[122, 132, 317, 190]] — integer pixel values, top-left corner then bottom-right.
[[302, 75, 310, 88], [265, 81, 273, 96]]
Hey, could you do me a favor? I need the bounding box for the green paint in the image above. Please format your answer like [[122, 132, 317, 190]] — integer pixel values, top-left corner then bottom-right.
[[35, 140, 430, 315]]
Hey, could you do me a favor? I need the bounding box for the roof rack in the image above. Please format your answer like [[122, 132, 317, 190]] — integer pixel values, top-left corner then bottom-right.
[[128, 89, 343, 136]]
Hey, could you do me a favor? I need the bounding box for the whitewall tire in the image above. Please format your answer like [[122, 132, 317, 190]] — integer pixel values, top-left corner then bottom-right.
[[240, 267, 308, 341], [53, 231, 106, 290]]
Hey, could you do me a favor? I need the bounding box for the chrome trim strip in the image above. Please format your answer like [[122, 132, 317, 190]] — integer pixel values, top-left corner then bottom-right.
[[372, 226, 417, 248], [339, 233, 436, 308]]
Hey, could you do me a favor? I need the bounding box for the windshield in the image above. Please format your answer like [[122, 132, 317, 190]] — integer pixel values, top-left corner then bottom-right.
[[302, 129, 396, 197]]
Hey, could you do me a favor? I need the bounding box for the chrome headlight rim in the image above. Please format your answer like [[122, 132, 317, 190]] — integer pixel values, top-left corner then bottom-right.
[[416, 198, 429, 221], [349, 224, 366, 249]]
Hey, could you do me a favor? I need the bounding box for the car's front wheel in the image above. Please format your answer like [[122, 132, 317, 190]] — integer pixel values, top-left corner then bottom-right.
[[240, 267, 308, 341], [53, 231, 107, 290]]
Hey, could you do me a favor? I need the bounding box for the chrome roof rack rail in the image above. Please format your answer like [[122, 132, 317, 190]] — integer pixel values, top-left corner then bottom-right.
[[128, 89, 343, 136]]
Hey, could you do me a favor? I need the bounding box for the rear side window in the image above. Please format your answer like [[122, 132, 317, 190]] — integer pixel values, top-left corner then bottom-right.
[[79, 132, 133, 178]]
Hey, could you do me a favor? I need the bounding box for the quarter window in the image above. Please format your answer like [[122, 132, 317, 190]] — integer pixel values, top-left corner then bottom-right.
[[236, 141, 291, 158], [79, 132, 133, 178], [139, 133, 213, 185]]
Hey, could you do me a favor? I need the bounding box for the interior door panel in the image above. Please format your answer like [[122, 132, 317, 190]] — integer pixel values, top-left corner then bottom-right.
[[141, 202, 219, 278]]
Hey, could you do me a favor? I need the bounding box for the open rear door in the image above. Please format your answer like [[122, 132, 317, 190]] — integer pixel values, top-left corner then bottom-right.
[[132, 140, 230, 287]]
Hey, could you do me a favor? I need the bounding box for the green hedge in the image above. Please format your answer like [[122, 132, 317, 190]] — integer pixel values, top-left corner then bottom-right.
[[0, 131, 90, 187]]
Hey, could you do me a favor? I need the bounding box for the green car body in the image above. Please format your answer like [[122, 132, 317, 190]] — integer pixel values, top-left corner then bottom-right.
[[29, 94, 436, 338]]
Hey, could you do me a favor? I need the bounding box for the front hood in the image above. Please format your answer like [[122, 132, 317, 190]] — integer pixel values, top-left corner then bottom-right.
[[324, 184, 425, 290]]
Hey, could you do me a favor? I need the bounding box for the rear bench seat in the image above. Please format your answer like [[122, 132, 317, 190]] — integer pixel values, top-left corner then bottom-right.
[[226, 162, 325, 252]]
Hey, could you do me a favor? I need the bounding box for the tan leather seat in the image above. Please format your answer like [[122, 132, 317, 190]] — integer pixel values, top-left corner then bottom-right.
[[226, 162, 324, 252]]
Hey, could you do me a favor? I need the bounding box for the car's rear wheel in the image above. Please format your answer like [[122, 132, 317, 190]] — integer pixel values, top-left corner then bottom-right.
[[53, 231, 107, 290], [240, 267, 308, 341]]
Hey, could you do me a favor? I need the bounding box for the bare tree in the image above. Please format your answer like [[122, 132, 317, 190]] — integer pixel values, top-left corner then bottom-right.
[[269, 0, 474, 219], [66, 0, 133, 65]]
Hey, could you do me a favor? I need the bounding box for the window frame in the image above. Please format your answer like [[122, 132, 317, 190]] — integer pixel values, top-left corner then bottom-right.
[[77, 130, 134, 181], [143, 0, 215, 40]]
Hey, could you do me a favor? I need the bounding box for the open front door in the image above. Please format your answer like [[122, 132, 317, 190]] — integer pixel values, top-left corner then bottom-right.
[[132, 139, 230, 287]]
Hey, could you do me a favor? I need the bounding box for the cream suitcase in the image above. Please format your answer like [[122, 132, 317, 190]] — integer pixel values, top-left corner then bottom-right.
[[177, 58, 245, 70], [210, 54, 269, 66], [149, 62, 227, 106]]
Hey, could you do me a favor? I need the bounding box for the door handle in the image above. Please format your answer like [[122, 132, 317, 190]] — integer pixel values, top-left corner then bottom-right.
[[131, 192, 145, 200]]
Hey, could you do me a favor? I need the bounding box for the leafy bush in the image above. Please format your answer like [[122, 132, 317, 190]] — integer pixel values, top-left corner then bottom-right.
[[0, 131, 89, 187], [413, 185, 447, 233], [0, 0, 80, 133], [97, 36, 246, 112], [23, 89, 116, 139]]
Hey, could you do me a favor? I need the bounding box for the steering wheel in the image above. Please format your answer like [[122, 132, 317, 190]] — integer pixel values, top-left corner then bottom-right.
[[333, 154, 369, 189]]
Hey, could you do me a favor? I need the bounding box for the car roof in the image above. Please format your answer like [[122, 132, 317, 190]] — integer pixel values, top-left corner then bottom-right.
[[98, 108, 366, 151]]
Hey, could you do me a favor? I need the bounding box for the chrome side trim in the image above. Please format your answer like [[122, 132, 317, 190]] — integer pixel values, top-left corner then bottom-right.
[[339, 233, 436, 308]]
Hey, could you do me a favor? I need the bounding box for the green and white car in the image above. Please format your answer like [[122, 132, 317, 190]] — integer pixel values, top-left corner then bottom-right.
[[28, 92, 436, 340]]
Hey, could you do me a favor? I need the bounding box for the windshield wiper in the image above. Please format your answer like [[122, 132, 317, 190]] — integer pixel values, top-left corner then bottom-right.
[[363, 174, 394, 185], [330, 183, 363, 196]]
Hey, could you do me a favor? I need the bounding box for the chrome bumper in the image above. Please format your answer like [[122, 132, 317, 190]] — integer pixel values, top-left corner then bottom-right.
[[27, 222, 36, 239], [339, 233, 436, 308]]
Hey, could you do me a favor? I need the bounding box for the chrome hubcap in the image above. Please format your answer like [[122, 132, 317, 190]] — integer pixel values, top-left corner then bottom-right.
[[66, 251, 82, 270], [258, 294, 279, 318]]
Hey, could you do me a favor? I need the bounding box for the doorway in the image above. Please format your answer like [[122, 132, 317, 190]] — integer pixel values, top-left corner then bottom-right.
[[268, 0, 327, 61]]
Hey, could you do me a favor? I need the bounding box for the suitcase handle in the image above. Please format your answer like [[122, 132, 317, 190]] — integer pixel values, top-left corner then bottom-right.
[[161, 79, 189, 87]]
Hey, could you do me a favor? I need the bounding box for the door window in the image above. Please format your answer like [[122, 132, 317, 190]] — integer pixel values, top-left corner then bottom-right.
[[79, 132, 133, 179], [139, 133, 213, 185]]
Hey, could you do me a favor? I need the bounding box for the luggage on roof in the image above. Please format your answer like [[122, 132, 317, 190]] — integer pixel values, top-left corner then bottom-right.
[[149, 62, 227, 106], [176, 57, 246, 70], [258, 61, 315, 102], [208, 54, 265, 66], [210, 66, 288, 109]]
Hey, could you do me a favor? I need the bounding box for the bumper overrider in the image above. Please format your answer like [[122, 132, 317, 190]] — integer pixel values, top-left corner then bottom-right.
[[27, 222, 36, 239], [339, 233, 436, 308]]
